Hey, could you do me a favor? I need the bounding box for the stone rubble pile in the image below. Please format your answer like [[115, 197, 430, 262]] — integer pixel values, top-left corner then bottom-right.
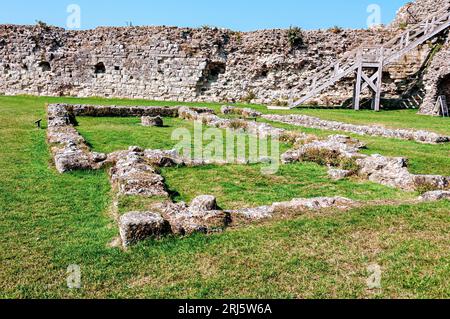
[[281, 133, 450, 191], [141, 116, 163, 127], [119, 212, 172, 247], [179, 106, 286, 138], [153, 197, 230, 236], [119, 195, 230, 245], [229, 196, 356, 221], [419, 190, 450, 201], [282, 135, 365, 164], [356, 155, 450, 191], [221, 105, 262, 118], [119, 195, 356, 246], [328, 168, 353, 181], [263, 114, 450, 144], [120, 186, 450, 246]]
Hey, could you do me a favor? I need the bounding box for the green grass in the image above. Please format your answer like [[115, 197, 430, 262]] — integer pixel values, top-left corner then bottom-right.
[[161, 164, 412, 210], [265, 108, 450, 136], [76, 116, 291, 156], [0, 95, 449, 299], [74, 114, 414, 211]]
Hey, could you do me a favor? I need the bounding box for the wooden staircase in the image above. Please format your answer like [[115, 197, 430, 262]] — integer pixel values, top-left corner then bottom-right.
[[269, 6, 450, 111], [401, 88, 426, 109]]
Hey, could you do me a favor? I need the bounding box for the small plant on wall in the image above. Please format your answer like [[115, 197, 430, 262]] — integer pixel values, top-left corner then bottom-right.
[[287, 26, 305, 49]]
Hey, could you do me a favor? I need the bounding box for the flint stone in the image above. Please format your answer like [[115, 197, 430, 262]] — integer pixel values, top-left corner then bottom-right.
[[144, 149, 185, 167], [142, 116, 164, 127], [190, 195, 218, 211], [356, 154, 415, 190], [52, 145, 94, 173], [328, 168, 353, 180], [110, 152, 169, 197], [272, 197, 355, 212], [413, 175, 450, 190], [231, 206, 275, 220], [154, 201, 229, 235], [419, 191, 450, 201]]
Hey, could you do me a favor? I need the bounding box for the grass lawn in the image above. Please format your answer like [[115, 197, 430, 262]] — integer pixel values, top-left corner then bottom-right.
[[0, 95, 449, 298], [264, 108, 450, 136]]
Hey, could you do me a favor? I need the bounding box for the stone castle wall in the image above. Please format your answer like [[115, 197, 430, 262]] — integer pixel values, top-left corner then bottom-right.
[[392, 0, 450, 27], [0, 0, 449, 114], [420, 38, 450, 115], [0, 24, 398, 105]]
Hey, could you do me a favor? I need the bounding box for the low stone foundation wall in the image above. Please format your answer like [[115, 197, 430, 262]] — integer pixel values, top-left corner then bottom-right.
[[47, 104, 108, 173], [46, 103, 450, 247], [282, 134, 450, 192], [263, 114, 449, 144]]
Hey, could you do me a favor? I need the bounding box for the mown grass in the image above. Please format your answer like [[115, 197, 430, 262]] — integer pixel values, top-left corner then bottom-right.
[[76, 116, 291, 156], [0, 95, 449, 299], [74, 114, 414, 210], [161, 164, 412, 210], [265, 108, 450, 136]]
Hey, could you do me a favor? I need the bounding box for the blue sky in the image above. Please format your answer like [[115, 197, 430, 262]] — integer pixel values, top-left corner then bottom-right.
[[0, 0, 409, 31]]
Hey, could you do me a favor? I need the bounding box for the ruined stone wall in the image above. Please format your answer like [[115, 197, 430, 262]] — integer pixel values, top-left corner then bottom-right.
[[0, 24, 406, 105], [392, 0, 450, 115], [0, 0, 448, 112], [392, 0, 450, 27], [420, 38, 450, 115]]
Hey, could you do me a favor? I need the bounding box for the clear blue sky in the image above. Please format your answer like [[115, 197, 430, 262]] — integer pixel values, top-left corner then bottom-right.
[[0, 0, 409, 31]]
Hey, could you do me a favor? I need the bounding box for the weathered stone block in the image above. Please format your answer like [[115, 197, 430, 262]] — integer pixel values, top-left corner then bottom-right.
[[328, 168, 353, 180], [419, 190, 450, 201], [190, 195, 218, 211], [119, 212, 171, 246], [141, 116, 163, 127]]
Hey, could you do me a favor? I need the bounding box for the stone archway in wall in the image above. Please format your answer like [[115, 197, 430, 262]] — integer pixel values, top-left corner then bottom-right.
[[195, 61, 226, 96], [437, 73, 450, 102]]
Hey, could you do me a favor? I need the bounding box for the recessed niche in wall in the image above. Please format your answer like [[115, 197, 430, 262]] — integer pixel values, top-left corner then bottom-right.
[[94, 62, 106, 74], [38, 61, 51, 72], [3, 64, 10, 74], [114, 66, 120, 71], [438, 73, 450, 101]]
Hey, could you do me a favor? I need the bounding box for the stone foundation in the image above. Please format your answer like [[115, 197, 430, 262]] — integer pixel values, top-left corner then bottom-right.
[[263, 114, 449, 144], [46, 103, 450, 247]]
